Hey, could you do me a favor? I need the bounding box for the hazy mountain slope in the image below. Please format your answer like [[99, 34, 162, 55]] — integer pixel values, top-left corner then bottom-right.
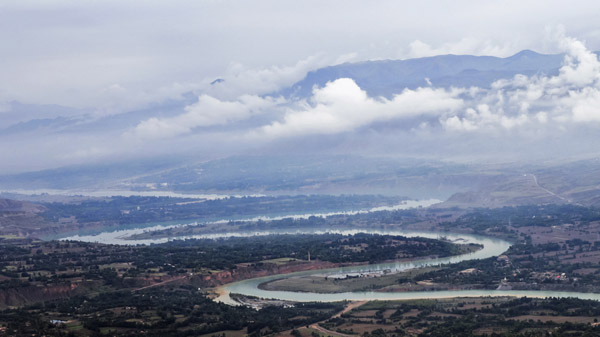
[[0, 154, 489, 198], [2, 155, 600, 208], [0, 158, 188, 190], [128, 155, 487, 198], [441, 158, 600, 208], [0, 198, 45, 213], [0, 198, 48, 237]]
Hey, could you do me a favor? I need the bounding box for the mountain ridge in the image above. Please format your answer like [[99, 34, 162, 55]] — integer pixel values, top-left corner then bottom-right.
[[278, 50, 577, 98]]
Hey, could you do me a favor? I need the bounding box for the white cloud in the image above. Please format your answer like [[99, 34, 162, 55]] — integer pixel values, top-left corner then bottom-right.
[[247, 34, 600, 140], [405, 38, 514, 58], [443, 115, 478, 132], [440, 34, 600, 132], [554, 35, 600, 86], [334, 52, 359, 65], [205, 55, 331, 100], [133, 94, 282, 139], [258, 78, 463, 138], [536, 111, 548, 124], [569, 88, 600, 122], [92, 82, 197, 116]]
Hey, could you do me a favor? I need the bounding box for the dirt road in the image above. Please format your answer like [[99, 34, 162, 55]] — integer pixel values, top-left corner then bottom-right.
[[133, 275, 188, 292], [308, 300, 367, 337]]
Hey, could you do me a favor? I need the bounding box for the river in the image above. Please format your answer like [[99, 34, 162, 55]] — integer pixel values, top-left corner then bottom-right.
[[53, 198, 600, 304], [216, 230, 600, 305], [60, 199, 442, 245]]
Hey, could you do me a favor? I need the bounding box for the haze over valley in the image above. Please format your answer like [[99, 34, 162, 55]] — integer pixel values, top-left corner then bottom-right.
[[3, 1, 600, 336]]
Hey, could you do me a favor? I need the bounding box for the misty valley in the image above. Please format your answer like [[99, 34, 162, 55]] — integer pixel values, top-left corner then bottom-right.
[[3, 118, 600, 337], [4, 3, 600, 335]]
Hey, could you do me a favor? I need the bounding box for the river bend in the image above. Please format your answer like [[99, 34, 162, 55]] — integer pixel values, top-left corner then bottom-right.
[[216, 230, 600, 304]]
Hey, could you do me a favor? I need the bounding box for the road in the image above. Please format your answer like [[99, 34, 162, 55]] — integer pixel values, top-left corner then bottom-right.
[[308, 300, 367, 337], [133, 275, 188, 292], [529, 173, 569, 202]]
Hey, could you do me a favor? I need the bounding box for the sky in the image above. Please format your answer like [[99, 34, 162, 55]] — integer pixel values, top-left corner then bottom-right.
[[2, 1, 600, 173]]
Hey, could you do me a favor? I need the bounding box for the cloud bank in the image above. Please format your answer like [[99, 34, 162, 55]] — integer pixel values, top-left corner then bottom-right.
[[133, 95, 282, 139], [3, 1, 600, 111], [441, 35, 600, 131], [259, 79, 463, 138], [4, 27, 600, 172], [131, 34, 600, 146]]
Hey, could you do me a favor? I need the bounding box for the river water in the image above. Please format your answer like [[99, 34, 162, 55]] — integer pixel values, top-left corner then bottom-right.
[[1, 188, 243, 200], [216, 230, 600, 304], [60, 199, 441, 245]]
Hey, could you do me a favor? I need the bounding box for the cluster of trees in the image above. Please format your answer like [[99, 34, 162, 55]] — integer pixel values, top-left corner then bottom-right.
[[442, 204, 600, 234], [7, 285, 343, 336], [418, 297, 600, 337], [0, 233, 467, 294], [332, 297, 600, 337], [156, 233, 464, 269], [409, 257, 510, 288], [421, 315, 600, 337], [405, 238, 600, 290]]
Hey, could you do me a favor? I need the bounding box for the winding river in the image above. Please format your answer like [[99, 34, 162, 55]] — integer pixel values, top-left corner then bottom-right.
[[51, 197, 600, 305], [215, 229, 600, 305]]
